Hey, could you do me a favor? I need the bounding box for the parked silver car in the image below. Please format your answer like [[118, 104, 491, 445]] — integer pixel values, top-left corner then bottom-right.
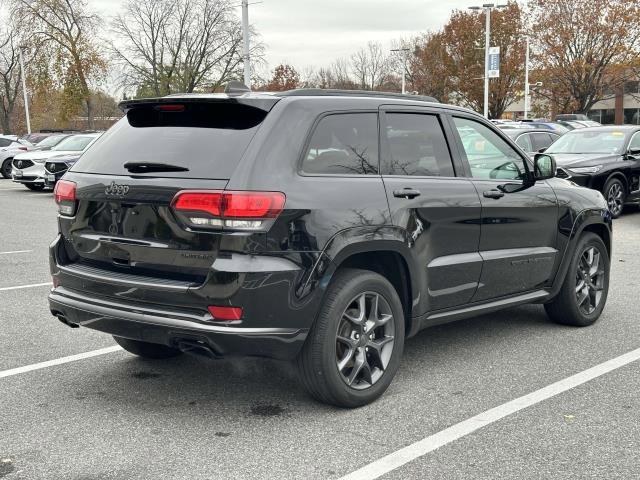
[[0, 135, 33, 179], [12, 133, 102, 190]]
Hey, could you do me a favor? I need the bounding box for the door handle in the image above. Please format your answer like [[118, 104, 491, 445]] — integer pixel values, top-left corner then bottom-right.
[[393, 188, 421, 199], [483, 189, 505, 199]]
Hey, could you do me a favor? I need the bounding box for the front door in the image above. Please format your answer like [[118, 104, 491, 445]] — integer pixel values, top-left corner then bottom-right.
[[449, 115, 559, 302], [380, 108, 482, 313]]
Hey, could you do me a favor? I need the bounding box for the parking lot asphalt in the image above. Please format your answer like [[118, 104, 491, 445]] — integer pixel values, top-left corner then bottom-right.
[[1, 178, 639, 480]]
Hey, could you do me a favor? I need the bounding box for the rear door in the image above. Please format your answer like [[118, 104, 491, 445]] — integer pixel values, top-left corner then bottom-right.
[[380, 106, 482, 313], [448, 114, 559, 302]]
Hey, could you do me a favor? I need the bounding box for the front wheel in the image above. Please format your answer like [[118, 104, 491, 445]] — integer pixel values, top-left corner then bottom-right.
[[603, 178, 625, 218], [1, 159, 12, 179], [113, 336, 182, 359], [296, 268, 405, 408], [545, 232, 610, 327]]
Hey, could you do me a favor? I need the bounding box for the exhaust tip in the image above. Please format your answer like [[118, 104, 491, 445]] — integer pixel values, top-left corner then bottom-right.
[[175, 338, 220, 359], [52, 311, 79, 329]]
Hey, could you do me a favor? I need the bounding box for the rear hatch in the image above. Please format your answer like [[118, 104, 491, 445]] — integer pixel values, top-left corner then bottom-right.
[[55, 97, 279, 293]]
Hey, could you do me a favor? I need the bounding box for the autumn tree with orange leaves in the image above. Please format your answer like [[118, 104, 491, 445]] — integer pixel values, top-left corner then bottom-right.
[[261, 64, 300, 91], [529, 0, 640, 116]]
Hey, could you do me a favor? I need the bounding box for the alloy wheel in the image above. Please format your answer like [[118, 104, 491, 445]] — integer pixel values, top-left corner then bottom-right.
[[575, 246, 605, 315], [335, 291, 395, 390], [606, 182, 624, 217]]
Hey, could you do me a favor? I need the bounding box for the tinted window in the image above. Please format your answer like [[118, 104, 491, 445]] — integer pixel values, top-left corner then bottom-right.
[[453, 117, 527, 181], [531, 132, 554, 151], [72, 102, 269, 179], [515, 133, 533, 152], [302, 113, 378, 175], [0, 138, 11, 147], [383, 113, 454, 177]]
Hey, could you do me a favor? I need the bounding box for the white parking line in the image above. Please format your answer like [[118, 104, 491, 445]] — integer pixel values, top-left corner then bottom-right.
[[0, 282, 52, 292], [0, 250, 33, 255], [0, 346, 123, 379], [339, 347, 640, 480]]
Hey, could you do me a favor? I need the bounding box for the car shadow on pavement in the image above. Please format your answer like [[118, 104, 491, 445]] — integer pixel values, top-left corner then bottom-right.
[[62, 303, 564, 413]]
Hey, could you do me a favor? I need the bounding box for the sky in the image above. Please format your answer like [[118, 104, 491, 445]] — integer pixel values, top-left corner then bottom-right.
[[92, 0, 478, 76]]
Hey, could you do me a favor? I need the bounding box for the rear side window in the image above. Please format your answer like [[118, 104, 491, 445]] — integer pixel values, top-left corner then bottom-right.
[[382, 113, 454, 177], [531, 132, 554, 151], [71, 102, 269, 179], [515, 133, 533, 152], [302, 113, 378, 175], [0, 138, 10, 147]]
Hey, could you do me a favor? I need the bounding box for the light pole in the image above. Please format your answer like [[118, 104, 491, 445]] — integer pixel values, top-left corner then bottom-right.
[[18, 45, 31, 134], [391, 47, 410, 94], [524, 36, 530, 120], [468, 3, 507, 118], [241, 0, 251, 88]]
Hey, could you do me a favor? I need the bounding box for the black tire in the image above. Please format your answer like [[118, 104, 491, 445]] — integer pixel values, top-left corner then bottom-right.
[[603, 178, 625, 219], [1, 158, 12, 179], [25, 183, 45, 191], [113, 336, 182, 359], [296, 268, 405, 408], [545, 232, 610, 327]]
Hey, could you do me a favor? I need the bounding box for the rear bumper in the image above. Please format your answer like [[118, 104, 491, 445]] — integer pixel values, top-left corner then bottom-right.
[[49, 286, 308, 360]]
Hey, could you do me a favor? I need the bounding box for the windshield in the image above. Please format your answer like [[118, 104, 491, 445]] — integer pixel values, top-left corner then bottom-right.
[[547, 130, 627, 154], [52, 135, 96, 152], [37, 135, 67, 148]]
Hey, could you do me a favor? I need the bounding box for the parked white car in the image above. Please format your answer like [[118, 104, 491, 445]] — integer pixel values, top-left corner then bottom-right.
[[0, 135, 33, 179], [12, 133, 102, 190]]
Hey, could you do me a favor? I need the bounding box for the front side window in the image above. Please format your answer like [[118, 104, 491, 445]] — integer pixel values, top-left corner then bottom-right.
[[53, 135, 96, 152], [628, 132, 640, 151], [453, 117, 527, 181], [382, 113, 455, 177], [0, 138, 11, 147], [532, 132, 555, 151], [302, 113, 378, 175]]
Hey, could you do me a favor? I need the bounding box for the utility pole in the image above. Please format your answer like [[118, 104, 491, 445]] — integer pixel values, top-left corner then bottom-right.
[[18, 45, 31, 134], [241, 0, 251, 88], [524, 37, 530, 120], [391, 48, 410, 94], [469, 3, 507, 119]]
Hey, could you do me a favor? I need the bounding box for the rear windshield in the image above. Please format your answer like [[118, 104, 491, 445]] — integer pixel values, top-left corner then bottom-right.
[[71, 102, 269, 179]]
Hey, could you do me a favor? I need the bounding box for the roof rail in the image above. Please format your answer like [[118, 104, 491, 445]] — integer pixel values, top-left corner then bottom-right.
[[276, 88, 439, 103]]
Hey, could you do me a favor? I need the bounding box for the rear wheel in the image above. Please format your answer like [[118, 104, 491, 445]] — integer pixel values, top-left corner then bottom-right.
[[113, 336, 182, 359], [603, 178, 625, 218], [296, 268, 405, 408], [545, 233, 609, 327], [1, 159, 12, 179], [25, 183, 45, 191]]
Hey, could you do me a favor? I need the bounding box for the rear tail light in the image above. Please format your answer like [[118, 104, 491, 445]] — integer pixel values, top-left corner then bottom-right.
[[172, 190, 285, 231], [54, 180, 77, 216], [208, 305, 243, 321]]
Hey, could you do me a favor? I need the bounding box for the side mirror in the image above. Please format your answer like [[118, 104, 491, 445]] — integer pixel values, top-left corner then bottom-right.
[[533, 153, 556, 181]]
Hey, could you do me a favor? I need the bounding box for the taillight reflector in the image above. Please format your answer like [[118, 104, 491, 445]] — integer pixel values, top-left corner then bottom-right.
[[54, 180, 76, 203], [54, 180, 77, 215], [172, 190, 285, 231], [208, 306, 243, 321]]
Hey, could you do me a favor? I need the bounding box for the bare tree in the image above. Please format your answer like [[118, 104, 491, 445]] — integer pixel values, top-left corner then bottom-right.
[[111, 0, 263, 96], [350, 42, 391, 90], [0, 27, 23, 134], [12, 0, 106, 129]]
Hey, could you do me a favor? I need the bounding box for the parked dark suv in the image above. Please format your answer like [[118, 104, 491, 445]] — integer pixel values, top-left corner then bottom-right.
[[49, 89, 612, 407]]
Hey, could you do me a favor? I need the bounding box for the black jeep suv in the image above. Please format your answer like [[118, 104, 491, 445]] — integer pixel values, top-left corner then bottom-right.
[[49, 89, 612, 407]]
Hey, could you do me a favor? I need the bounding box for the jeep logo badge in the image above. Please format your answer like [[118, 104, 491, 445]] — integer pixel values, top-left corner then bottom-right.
[[105, 181, 130, 196]]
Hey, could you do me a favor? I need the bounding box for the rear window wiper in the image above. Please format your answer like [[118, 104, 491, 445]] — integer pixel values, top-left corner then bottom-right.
[[123, 162, 189, 173]]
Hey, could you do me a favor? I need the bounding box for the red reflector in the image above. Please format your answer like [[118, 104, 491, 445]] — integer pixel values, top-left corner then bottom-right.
[[54, 180, 76, 203], [19, 147, 27, 151], [208, 306, 243, 321], [156, 104, 185, 112], [172, 191, 285, 219]]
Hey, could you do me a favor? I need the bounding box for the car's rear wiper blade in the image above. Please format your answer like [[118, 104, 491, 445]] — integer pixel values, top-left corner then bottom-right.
[[123, 162, 189, 173]]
